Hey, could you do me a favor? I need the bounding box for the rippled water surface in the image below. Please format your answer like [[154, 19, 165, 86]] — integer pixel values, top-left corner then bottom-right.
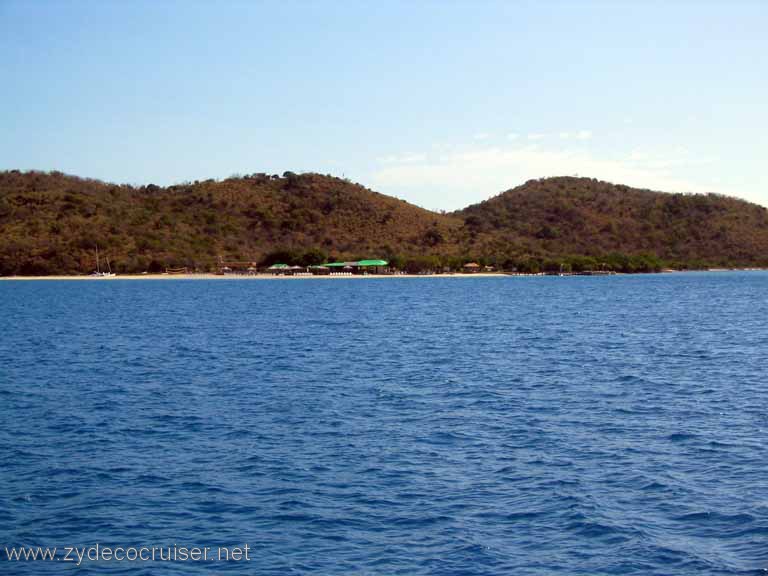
[[1, 273, 767, 575]]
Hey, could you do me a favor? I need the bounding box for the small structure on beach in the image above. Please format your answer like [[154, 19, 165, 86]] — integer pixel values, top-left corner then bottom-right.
[[219, 260, 259, 274], [165, 267, 189, 275], [267, 263, 289, 275], [322, 260, 390, 275], [463, 262, 481, 273], [357, 259, 388, 268], [309, 265, 330, 276]]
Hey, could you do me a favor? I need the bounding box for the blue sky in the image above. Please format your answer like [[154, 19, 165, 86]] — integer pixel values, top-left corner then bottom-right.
[[1, 0, 766, 210]]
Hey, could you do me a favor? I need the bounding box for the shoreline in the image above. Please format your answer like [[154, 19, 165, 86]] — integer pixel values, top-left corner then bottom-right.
[[0, 272, 509, 281], [1, 269, 766, 281]]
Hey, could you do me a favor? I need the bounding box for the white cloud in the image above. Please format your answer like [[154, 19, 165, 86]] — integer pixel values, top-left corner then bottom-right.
[[627, 149, 648, 162], [430, 141, 451, 152], [376, 153, 426, 165], [369, 142, 725, 211], [506, 132, 520, 140], [559, 132, 571, 140], [527, 133, 546, 141], [473, 132, 490, 141], [575, 130, 593, 141], [627, 147, 716, 170]]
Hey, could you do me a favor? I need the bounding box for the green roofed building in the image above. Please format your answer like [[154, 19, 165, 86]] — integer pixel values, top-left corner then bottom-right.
[[267, 263, 289, 270], [320, 259, 389, 274], [322, 260, 389, 267]]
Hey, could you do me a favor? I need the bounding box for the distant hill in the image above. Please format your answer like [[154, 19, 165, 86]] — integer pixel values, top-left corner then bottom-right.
[[1, 170, 766, 275], [0, 170, 462, 275], [456, 177, 768, 271]]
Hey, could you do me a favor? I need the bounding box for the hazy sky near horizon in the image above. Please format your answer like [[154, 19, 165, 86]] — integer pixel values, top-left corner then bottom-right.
[[1, 0, 766, 210]]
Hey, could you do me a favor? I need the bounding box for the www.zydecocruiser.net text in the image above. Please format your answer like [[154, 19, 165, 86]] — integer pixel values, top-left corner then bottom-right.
[[4, 544, 252, 566]]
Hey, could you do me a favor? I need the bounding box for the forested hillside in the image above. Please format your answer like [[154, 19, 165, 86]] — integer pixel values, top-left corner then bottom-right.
[[1, 170, 766, 275], [0, 170, 462, 275], [457, 177, 768, 272]]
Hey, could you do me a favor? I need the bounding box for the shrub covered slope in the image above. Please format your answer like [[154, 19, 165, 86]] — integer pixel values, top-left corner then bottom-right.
[[1, 170, 766, 274]]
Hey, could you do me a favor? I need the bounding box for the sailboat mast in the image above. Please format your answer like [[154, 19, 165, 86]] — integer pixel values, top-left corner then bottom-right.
[[96, 245, 100, 274]]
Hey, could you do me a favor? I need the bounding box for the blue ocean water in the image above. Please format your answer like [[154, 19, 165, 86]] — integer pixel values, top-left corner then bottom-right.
[[1, 272, 767, 575]]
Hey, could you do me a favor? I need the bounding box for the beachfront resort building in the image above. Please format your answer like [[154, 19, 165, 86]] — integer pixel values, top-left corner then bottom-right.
[[263, 260, 390, 276]]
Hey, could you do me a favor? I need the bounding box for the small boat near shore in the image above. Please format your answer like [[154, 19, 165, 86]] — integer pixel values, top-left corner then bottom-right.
[[91, 246, 116, 277]]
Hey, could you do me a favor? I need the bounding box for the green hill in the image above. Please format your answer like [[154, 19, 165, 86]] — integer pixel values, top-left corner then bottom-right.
[[0, 170, 462, 275], [1, 170, 766, 275], [456, 177, 768, 271]]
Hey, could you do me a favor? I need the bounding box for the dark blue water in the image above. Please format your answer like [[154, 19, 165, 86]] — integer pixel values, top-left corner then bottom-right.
[[1, 273, 767, 575]]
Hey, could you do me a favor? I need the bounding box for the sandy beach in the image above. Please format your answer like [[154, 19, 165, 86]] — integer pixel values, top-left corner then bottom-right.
[[0, 273, 511, 281], [5, 270, 764, 281]]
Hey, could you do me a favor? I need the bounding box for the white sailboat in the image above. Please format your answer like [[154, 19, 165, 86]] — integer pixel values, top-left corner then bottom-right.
[[91, 246, 116, 277]]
